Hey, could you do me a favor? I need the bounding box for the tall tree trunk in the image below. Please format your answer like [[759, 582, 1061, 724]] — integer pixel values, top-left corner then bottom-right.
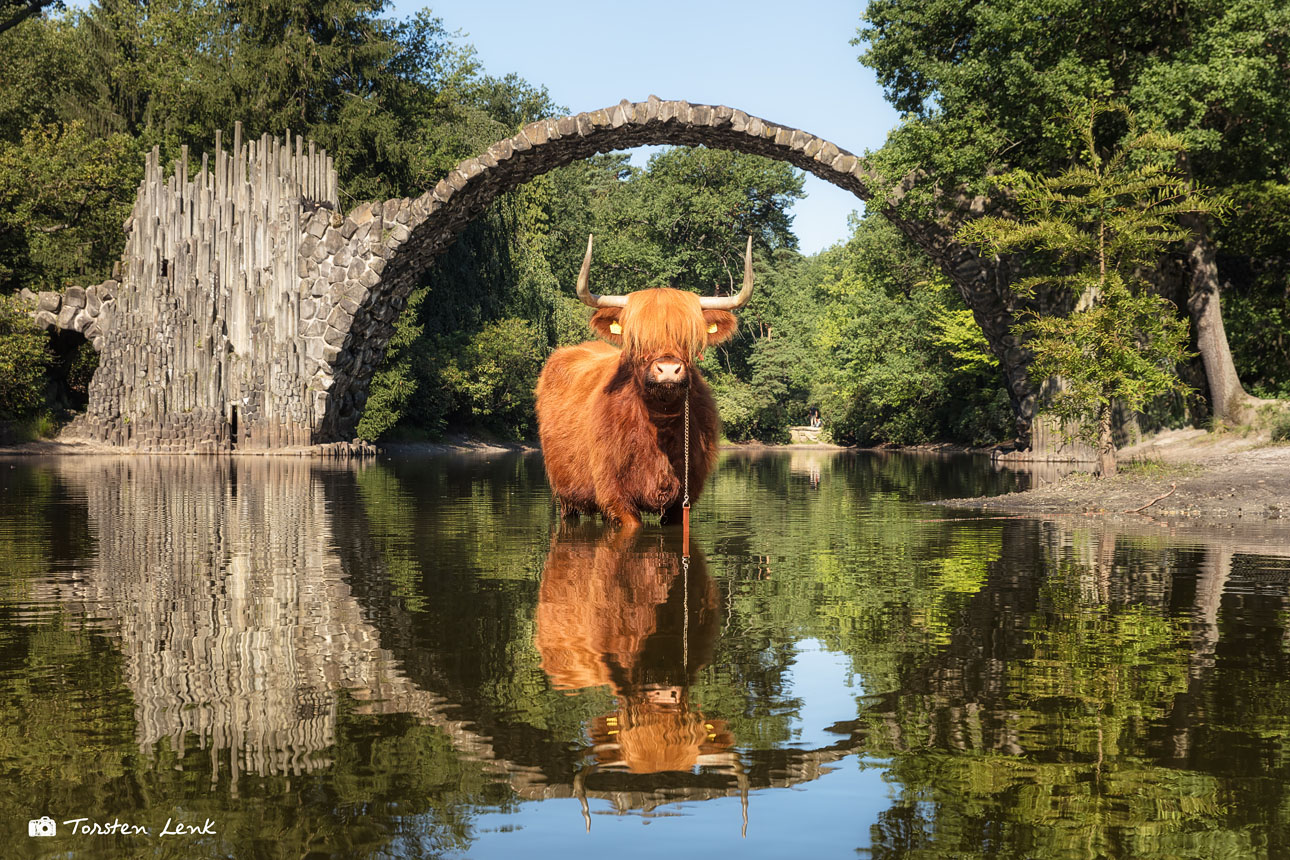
[[1096, 403, 1116, 477], [1181, 215, 1250, 423]]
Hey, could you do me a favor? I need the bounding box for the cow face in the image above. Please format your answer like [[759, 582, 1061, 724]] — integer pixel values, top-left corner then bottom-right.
[[573, 234, 753, 399], [589, 289, 739, 392]]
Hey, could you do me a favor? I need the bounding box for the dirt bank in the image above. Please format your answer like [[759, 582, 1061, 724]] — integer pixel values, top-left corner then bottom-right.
[[945, 429, 1290, 523], [0, 437, 126, 456], [380, 437, 537, 455], [0, 431, 537, 458], [0, 433, 842, 457]]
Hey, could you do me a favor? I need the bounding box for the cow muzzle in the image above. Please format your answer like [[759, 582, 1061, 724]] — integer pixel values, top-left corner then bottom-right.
[[649, 358, 688, 387]]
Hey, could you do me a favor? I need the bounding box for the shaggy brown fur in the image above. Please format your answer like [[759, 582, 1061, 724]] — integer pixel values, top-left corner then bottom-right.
[[535, 287, 738, 528], [534, 526, 732, 774]]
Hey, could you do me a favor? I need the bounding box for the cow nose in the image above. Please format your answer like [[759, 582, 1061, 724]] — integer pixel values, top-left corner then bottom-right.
[[651, 359, 685, 384]]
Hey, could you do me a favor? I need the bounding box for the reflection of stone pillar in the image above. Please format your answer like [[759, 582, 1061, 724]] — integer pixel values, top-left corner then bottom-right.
[[49, 458, 438, 787], [1095, 529, 1116, 603]]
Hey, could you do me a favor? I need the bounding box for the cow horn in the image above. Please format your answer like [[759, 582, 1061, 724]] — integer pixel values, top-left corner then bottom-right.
[[699, 236, 754, 310], [575, 234, 628, 308]]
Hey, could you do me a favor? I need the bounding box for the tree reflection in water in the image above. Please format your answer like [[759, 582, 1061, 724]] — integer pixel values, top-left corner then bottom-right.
[[3, 453, 1290, 858]]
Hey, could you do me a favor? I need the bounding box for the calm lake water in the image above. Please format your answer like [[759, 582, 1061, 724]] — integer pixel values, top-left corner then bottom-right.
[[3, 450, 1290, 859]]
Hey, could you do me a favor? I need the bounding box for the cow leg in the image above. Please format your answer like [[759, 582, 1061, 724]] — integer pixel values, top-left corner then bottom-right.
[[642, 463, 681, 514], [600, 495, 643, 530]]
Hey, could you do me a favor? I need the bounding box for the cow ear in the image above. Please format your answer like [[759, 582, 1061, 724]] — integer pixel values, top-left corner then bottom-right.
[[590, 308, 624, 345], [702, 310, 738, 345]]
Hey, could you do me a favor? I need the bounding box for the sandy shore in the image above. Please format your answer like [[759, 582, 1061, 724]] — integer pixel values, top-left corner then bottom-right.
[[944, 428, 1290, 523]]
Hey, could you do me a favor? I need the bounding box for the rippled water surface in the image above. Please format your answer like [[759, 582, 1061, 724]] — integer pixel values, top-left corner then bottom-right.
[[3, 451, 1290, 859]]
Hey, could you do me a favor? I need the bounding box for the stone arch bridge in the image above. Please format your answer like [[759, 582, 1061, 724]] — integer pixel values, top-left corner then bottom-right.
[[28, 98, 1029, 451]]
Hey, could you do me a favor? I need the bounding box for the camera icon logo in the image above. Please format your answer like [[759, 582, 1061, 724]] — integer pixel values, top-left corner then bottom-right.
[[28, 816, 57, 837]]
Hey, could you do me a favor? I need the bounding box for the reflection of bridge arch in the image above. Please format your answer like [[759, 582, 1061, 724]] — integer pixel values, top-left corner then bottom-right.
[[34, 98, 1029, 450], [38, 457, 868, 812]]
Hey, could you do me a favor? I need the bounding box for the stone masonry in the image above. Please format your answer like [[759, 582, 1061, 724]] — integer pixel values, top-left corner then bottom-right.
[[30, 98, 1035, 450]]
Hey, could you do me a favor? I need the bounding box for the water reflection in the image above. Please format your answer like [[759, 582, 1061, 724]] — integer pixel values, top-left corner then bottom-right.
[[837, 523, 1290, 859], [534, 526, 747, 827], [33, 458, 496, 793], [3, 453, 1290, 858]]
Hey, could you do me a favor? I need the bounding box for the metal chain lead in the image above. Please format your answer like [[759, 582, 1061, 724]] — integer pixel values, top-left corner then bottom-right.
[[682, 390, 691, 671], [683, 391, 690, 510], [683, 553, 689, 672]]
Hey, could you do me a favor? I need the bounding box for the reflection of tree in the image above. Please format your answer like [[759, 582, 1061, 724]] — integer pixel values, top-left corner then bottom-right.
[[5, 452, 1290, 857], [852, 527, 1290, 860]]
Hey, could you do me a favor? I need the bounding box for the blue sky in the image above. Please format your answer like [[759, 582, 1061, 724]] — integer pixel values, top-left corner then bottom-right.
[[389, 0, 902, 254]]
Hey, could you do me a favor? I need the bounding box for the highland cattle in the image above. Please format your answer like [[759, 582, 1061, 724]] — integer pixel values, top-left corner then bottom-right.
[[535, 236, 753, 528]]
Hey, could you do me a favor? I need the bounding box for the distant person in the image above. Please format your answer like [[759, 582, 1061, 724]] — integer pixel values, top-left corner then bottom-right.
[[807, 406, 822, 429]]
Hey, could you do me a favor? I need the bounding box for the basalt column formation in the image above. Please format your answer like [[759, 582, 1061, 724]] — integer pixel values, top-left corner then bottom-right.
[[69, 125, 339, 451]]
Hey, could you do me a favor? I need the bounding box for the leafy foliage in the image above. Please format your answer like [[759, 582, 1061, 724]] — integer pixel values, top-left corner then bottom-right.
[[590, 147, 803, 296], [439, 318, 546, 440], [857, 0, 1290, 196], [1219, 181, 1290, 398], [958, 105, 1227, 471], [1271, 411, 1290, 443], [0, 293, 51, 420], [815, 212, 1014, 446], [857, 0, 1290, 402], [0, 121, 138, 291]]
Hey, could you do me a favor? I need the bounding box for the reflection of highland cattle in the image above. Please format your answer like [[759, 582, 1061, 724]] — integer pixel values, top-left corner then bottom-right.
[[535, 237, 754, 528], [535, 525, 735, 775]]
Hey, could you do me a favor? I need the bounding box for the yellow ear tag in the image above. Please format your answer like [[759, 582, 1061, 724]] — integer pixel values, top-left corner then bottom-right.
[[609, 322, 622, 335], [707, 323, 719, 334]]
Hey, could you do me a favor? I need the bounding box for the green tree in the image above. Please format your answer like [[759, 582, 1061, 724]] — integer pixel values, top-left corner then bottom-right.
[[958, 105, 1227, 474], [814, 212, 1013, 446], [0, 293, 51, 421], [857, 0, 1290, 423], [0, 4, 83, 138], [0, 0, 59, 36], [590, 146, 804, 299], [0, 121, 138, 291], [441, 317, 546, 440]]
